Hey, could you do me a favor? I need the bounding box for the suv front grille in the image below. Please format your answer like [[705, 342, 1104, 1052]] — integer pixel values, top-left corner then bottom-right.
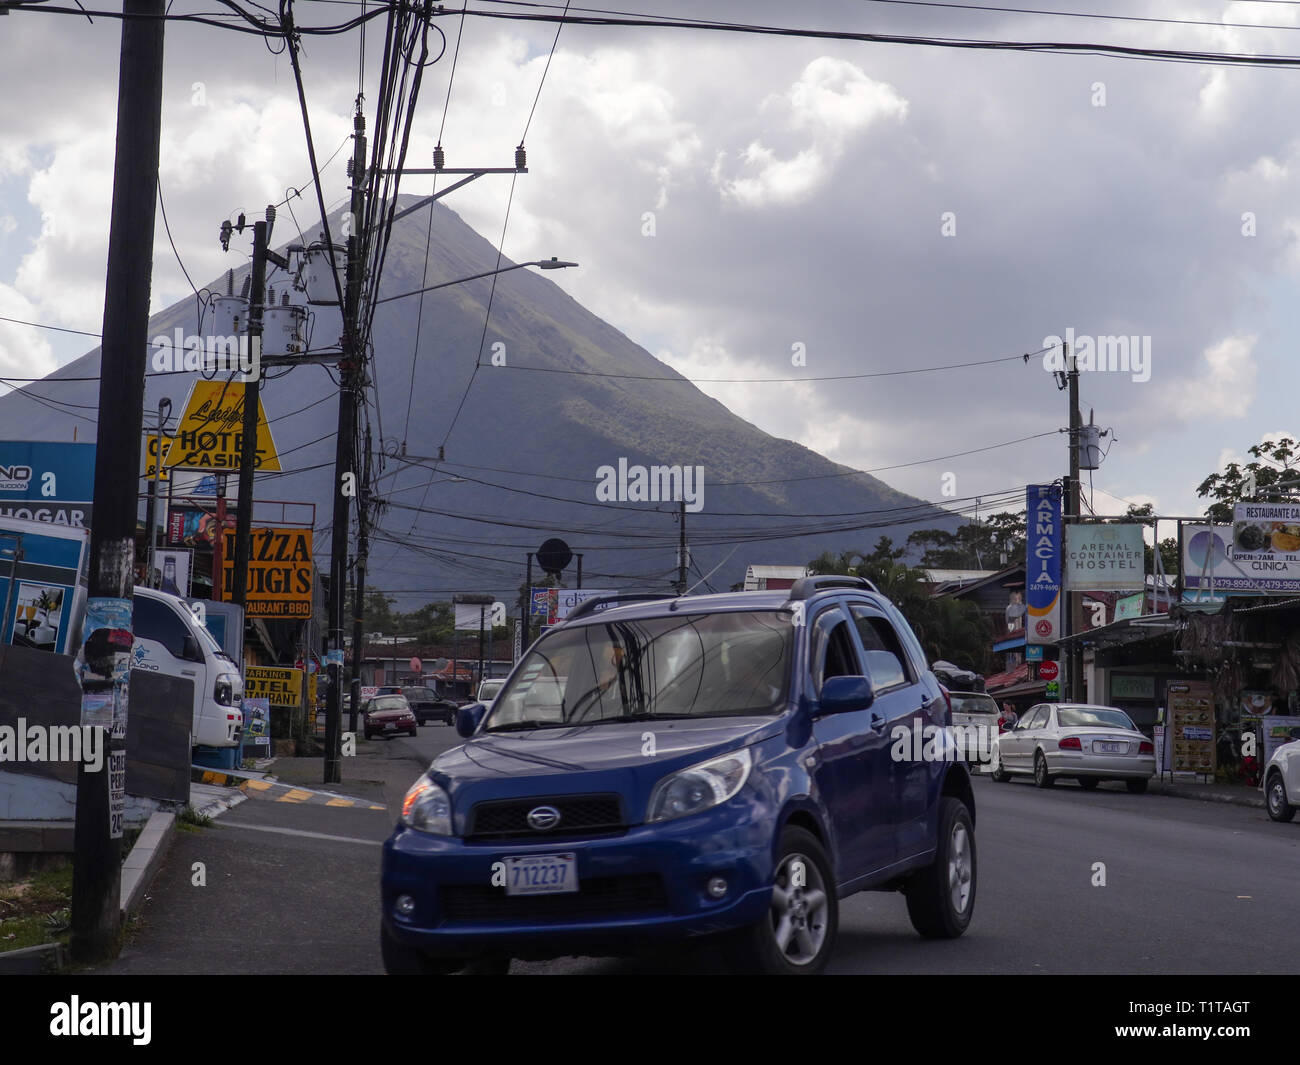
[[440, 875, 668, 922], [466, 795, 624, 839]]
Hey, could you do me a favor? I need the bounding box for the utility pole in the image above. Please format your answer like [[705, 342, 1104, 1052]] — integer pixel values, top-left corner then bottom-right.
[[1063, 344, 1083, 701], [478, 604, 486, 692], [675, 499, 687, 594], [324, 111, 368, 784], [522, 551, 534, 648], [230, 208, 289, 608], [71, 0, 165, 963], [144, 397, 172, 586], [231, 217, 267, 608], [348, 424, 370, 737]]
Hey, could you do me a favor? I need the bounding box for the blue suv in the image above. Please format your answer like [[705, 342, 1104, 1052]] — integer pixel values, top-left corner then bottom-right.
[[380, 576, 976, 974]]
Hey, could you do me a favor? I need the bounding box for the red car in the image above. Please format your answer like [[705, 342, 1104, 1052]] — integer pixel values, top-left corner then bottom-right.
[[363, 694, 418, 740]]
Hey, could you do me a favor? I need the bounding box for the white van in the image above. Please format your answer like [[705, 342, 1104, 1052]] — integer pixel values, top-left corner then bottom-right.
[[132, 586, 244, 748]]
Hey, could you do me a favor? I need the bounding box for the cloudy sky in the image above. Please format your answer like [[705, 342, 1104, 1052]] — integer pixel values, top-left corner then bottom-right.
[[2, 0, 1297, 533]]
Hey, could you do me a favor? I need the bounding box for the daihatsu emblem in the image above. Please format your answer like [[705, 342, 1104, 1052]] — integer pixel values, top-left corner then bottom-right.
[[527, 805, 561, 831]]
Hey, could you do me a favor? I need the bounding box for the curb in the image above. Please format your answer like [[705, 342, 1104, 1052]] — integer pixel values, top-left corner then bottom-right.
[[1151, 785, 1265, 809], [121, 810, 176, 918], [191, 787, 248, 821], [0, 941, 65, 975]]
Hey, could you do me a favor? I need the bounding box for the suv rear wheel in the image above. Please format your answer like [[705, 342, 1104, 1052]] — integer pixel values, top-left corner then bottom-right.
[[726, 826, 837, 975], [904, 796, 976, 939]]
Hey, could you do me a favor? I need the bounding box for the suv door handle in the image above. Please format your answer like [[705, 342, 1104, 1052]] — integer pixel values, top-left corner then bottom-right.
[[870, 710, 886, 731]]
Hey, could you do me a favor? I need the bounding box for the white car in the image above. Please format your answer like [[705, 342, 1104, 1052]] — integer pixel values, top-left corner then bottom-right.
[[476, 678, 505, 705], [989, 702, 1156, 792], [1262, 728, 1300, 822], [947, 690, 1000, 772]]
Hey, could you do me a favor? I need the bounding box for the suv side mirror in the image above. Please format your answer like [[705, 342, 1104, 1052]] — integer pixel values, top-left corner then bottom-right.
[[456, 701, 487, 738], [816, 675, 875, 716]]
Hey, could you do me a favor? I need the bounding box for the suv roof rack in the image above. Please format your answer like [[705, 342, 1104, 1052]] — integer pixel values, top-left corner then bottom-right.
[[787, 575, 880, 600], [562, 592, 679, 623]]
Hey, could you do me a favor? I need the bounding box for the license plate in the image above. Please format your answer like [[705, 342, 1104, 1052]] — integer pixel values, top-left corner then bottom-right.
[[1093, 741, 1125, 754], [384, 722, 396, 731], [504, 853, 578, 896]]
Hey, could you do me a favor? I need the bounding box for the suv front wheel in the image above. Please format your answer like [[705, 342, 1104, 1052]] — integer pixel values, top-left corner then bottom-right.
[[726, 826, 838, 975], [904, 796, 976, 939]]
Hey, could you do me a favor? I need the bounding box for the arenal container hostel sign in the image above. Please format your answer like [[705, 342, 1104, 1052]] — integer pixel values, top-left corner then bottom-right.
[[1026, 485, 1062, 645], [0, 441, 96, 528], [1064, 524, 1145, 590]]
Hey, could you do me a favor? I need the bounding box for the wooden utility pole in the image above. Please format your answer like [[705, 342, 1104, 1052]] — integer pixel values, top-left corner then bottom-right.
[[1064, 345, 1084, 701], [71, 0, 165, 962], [324, 111, 368, 784]]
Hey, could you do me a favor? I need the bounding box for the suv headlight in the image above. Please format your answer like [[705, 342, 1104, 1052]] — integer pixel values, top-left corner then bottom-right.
[[648, 749, 753, 823], [401, 776, 452, 835]]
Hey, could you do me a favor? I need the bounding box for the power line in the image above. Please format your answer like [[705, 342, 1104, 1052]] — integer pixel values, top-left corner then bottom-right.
[[487, 345, 1051, 384], [459, 5, 1300, 69]]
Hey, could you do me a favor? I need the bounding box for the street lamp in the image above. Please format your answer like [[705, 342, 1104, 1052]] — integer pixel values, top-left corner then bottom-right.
[[374, 258, 578, 306]]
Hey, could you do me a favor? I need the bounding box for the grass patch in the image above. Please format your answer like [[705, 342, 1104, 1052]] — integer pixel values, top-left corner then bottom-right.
[[0, 862, 73, 953], [177, 805, 212, 830]]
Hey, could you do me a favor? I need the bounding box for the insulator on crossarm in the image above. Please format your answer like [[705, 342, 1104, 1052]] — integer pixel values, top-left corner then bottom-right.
[[433, 144, 445, 170], [515, 144, 526, 170]]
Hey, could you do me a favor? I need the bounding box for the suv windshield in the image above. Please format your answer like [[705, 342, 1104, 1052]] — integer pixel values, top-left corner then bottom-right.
[[1057, 706, 1136, 731], [484, 610, 793, 731]]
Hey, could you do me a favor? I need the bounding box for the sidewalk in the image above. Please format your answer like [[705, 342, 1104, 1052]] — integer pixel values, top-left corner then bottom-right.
[[101, 737, 423, 974], [1148, 777, 1265, 809]]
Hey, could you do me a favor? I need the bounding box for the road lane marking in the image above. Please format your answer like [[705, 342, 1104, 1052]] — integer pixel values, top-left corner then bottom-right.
[[217, 822, 383, 846]]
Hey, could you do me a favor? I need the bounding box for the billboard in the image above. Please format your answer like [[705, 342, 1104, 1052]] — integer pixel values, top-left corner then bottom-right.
[[164, 380, 281, 471], [0, 518, 89, 656], [1182, 524, 1300, 596], [0, 441, 96, 528], [554, 588, 616, 621], [148, 548, 192, 598], [244, 667, 303, 708], [1064, 524, 1144, 590], [220, 527, 313, 618], [1026, 485, 1063, 645], [167, 506, 235, 548], [454, 601, 506, 631], [1231, 502, 1300, 563]]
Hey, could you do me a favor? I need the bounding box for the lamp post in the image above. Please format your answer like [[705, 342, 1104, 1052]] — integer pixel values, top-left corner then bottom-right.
[[374, 258, 578, 306]]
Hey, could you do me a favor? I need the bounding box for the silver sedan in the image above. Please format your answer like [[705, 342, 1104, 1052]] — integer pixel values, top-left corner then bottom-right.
[[989, 702, 1156, 792]]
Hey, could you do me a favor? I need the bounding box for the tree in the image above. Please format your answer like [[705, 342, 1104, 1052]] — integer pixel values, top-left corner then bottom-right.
[[906, 512, 1025, 570], [807, 548, 991, 672], [1196, 436, 1300, 522], [363, 591, 397, 635], [1118, 502, 1179, 577]]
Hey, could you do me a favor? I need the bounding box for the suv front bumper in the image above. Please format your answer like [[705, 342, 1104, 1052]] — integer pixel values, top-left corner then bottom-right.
[[382, 795, 776, 958]]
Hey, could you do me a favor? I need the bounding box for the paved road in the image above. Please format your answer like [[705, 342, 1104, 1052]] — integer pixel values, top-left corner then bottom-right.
[[105, 723, 1300, 974]]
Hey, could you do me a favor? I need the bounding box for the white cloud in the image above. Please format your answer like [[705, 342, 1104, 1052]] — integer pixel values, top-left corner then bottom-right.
[[1164, 335, 1259, 419], [0, 284, 58, 390], [714, 56, 906, 207]]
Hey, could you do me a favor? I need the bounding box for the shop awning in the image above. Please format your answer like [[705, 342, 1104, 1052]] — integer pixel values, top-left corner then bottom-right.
[[1055, 613, 1179, 649]]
